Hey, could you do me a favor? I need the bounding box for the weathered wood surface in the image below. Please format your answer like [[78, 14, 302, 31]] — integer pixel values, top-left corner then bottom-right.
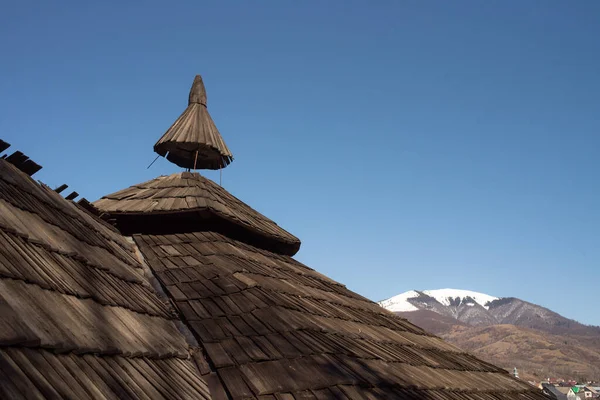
[[154, 75, 233, 170], [3, 149, 42, 176], [136, 232, 550, 400], [94, 171, 301, 255], [0, 159, 212, 399], [0, 139, 10, 153]]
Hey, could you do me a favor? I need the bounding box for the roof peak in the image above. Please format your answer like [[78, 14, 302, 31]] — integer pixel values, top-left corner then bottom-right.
[[188, 75, 207, 106], [154, 74, 233, 170]]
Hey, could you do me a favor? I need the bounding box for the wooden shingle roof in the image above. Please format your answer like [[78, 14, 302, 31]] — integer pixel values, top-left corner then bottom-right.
[[0, 151, 550, 398], [0, 159, 212, 399], [154, 75, 233, 170], [134, 231, 550, 400], [94, 172, 301, 256]]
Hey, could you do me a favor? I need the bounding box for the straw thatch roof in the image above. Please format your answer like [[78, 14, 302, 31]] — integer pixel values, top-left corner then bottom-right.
[[0, 158, 212, 399], [94, 172, 300, 256], [154, 75, 233, 170]]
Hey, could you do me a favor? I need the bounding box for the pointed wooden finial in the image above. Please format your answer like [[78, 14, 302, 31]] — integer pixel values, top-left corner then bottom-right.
[[188, 75, 207, 106], [154, 74, 233, 170]]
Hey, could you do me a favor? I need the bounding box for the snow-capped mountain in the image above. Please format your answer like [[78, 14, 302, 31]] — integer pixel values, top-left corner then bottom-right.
[[379, 289, 500, 326], [378, 290, 421, 312], [380, 289, 498, 312], [378, 289, 600, 381], [422, 289, 498, 309], [379, 288, 600, 334]]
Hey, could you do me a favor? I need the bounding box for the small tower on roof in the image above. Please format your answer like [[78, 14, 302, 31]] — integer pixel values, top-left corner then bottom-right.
[[154, 75, 233, 170]]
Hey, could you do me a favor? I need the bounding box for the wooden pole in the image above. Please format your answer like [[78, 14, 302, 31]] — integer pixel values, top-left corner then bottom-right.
[[193, 150, 199, 170]]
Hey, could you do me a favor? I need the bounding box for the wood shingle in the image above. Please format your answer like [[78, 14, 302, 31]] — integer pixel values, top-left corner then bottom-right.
[[132, 231, 549, 399], [0, 159, 212, 399], [94, 171, 301, 255]]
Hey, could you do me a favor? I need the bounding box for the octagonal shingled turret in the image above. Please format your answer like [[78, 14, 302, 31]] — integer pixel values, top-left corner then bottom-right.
[[94, 171, 301, 256], [154, 75, 233, 170]]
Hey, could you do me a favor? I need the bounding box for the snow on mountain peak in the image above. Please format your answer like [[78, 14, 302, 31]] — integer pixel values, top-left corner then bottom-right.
[[378, 290, 420, 312], [378, 288, 499, 312], [423, 289, 498, 309]]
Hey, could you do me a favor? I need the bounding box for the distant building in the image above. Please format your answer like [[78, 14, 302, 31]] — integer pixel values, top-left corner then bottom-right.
[[564, 386, 597, 399], [543, 383, 568, 400]]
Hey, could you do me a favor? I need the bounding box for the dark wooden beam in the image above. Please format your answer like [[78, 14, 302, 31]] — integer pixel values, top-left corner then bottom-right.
[[54, 184, 69, 193], [77, 198, 101, 216], [5, 151, 28, 165], [0, 139, 10, 153], [65, 191, 79, 200], [54, 184, 68, 193], [5, 150, 43, 176], [20, 159, 43, 176]]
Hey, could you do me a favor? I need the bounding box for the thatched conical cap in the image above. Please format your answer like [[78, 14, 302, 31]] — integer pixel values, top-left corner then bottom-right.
[[154, 75, 233, 170]]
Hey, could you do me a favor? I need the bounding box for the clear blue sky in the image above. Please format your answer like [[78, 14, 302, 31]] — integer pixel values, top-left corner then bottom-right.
[[1, 1, 599, 325]]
